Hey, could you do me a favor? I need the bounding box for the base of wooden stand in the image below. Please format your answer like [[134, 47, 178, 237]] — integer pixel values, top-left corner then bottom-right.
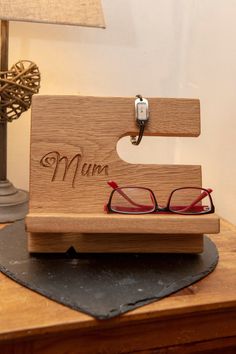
[[28, 232, 204, 253], [26, 213, 219, 253]]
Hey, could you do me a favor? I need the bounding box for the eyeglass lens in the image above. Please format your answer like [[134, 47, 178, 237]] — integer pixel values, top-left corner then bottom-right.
[[169, 188, 212, 214], [110, 187, 155, 214]]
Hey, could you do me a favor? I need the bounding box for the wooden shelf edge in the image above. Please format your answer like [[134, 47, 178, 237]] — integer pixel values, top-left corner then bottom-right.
[[25, 213, 220, 234]]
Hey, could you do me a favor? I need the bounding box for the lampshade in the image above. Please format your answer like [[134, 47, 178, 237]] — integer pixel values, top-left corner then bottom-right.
[[0, 0, 105, 28]]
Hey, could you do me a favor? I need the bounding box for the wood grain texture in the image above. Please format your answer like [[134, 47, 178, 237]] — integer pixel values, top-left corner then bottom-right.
[[0, 0, 105, 28], [26, 213, 219, 234], [27, 212, 220, 253], [28, 232, 204, 253], [1, 329, 236, 354], [0, 219, 236, 354], [26, 95, 219, 251], [28, 96, 202, 217]]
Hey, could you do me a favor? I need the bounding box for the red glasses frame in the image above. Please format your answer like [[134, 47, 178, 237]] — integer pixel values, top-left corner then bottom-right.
[[105, 181, 215, 215]]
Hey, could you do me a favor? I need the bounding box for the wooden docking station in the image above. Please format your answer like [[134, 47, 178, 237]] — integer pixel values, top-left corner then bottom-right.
[[25, 95, 220, 253]]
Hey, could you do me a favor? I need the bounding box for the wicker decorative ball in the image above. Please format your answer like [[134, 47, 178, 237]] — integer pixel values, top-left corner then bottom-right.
[[0, 60, 40, 122]]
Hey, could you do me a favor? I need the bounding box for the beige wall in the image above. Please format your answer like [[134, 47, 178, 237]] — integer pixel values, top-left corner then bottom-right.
[[7, 0, 236, 224]]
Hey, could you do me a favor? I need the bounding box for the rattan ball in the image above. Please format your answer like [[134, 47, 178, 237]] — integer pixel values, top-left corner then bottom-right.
[[0, 60, 40, 123]]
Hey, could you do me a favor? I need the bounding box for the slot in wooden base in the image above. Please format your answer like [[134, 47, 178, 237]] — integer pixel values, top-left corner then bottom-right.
[[28, 232, 204, 254]]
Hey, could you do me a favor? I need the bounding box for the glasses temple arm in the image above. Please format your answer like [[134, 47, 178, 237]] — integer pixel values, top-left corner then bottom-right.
[[177, 188, 213, 212]]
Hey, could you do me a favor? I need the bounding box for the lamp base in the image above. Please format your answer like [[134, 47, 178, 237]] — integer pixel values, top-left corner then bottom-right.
[[0, 180, 28, 223]]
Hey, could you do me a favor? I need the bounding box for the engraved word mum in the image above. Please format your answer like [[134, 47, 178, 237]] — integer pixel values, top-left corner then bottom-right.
[[40, 151, 109, 188]]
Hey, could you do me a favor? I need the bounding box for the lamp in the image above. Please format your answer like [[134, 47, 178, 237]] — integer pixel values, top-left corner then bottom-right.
[[0, 0, 105, 222]]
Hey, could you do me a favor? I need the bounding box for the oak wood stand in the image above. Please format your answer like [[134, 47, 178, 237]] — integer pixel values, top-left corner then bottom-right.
[[25, 95, 219, 253]]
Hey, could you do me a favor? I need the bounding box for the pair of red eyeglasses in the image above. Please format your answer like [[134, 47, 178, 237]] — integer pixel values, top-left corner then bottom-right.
[[105, 181, 215, 215]]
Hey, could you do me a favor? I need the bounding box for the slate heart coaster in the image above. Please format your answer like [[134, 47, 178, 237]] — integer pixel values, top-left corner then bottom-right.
[[0, 220, 218, 319]]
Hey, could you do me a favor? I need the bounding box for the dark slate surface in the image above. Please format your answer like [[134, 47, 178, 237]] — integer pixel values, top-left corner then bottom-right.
[[0, 220, 219, 319]]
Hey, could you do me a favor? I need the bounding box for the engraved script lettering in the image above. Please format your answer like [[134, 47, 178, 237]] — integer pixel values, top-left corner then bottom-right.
[[40, 151, 109, 187]]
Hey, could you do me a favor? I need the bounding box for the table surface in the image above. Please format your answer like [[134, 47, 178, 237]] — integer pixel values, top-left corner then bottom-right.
[[1, 219, 236, 354]]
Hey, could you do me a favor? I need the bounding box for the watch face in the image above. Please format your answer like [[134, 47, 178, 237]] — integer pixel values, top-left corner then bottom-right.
[[137, 102, 149, 120]]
